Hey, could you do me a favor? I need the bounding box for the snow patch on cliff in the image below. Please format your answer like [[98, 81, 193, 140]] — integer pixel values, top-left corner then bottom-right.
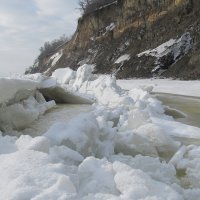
[[137, 32, 192, 74], [115, 54, 130, 64]]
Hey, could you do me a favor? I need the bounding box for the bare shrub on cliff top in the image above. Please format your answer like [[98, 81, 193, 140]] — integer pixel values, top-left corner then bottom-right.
[[25, 35, 69, 74], [38, 35, 69, 59], [79, 0, 117, 14]]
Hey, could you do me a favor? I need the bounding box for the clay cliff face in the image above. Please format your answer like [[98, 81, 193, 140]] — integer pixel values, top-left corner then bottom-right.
[[28, 0, 200, 80]]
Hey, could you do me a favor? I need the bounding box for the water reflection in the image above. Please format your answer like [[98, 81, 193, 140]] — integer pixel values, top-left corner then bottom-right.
[[154, 93, 200, 128], [21, 104, 93, 137]]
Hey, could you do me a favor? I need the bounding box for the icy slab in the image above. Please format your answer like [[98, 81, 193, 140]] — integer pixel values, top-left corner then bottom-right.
[[0, 91, 56, 132], [169, 145, 200, 198], [16, 135, 50, 153], [0, 137, 185, 200], [52, 68, 75, 85], [24, 71, 95, 104], [110, 154, 178, 185], [75, 157, 182, 200], [112, 161, 182, 200], [0, 150, 77, 200], [51, 65, 133, 106], [44, 113, 115, 158], [0, 76, 57, 132], [152, 116, 200, 139], [23, 73, 47, 83], [0, 78, 38, 105], [0, 73, 94, 132], [0, 134, 17, 154], [0, 67, 95, 132]]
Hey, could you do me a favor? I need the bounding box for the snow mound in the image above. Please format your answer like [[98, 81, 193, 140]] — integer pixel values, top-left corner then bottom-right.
[[0, 78, 38, 105], [52, 68, 75, 85], [51, 64, 132, 106], [16, 135, 50, 153], [0, 91, 55, 132], [45, 113, 115, 158], [0, 150, 76, 200]]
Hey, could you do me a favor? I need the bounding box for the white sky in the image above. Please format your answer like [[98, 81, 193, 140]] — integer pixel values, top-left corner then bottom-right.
[[0, 0, 80, 77]]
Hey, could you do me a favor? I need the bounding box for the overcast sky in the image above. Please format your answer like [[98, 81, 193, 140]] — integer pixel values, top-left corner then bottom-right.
[[0, 0, 80, 77]]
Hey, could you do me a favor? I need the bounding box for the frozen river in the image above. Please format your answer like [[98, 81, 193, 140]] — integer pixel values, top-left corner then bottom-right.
[[21, 104, 93, 137], [21, 93, 200, 147], [155, 93, 200, 128], [155, 93, 200, 145]]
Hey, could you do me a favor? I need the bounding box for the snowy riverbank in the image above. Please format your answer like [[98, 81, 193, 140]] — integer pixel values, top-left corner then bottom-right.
[[117, 79, 200, 98], [0, 65, 200, 200]]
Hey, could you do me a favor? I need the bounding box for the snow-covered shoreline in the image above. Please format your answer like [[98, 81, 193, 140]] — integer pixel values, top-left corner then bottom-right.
[[117, 79, 200, 98], [0, 66, 200, 200]]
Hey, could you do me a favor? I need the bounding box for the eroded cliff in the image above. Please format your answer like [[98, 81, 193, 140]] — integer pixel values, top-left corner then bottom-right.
[[28, 0, 200, 79]]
